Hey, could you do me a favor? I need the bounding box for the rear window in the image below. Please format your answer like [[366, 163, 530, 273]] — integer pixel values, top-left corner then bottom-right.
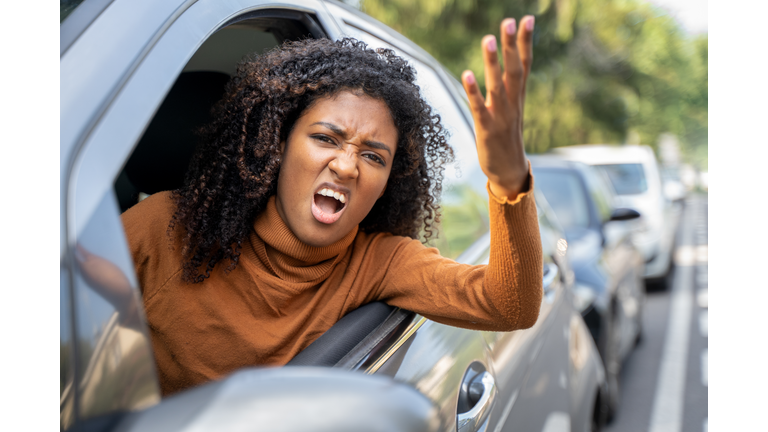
[[594, 163, 648, 195], [533, 169, 590, 231]]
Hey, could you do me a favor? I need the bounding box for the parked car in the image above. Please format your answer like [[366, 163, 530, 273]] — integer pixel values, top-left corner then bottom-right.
[[530, 155, 646, 421], [660, 166, 687, 203], [554, 145, 681, 288], [61, 1, 608, 431]]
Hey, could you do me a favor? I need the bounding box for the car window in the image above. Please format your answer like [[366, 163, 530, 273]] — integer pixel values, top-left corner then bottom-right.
[[594, 163, 648, 195], [340, 27, 488, 259], [60, 266, 75, 430], [532, 168, 591, 231], [72, 192, 161, 424], [115, 15, 321, 213]]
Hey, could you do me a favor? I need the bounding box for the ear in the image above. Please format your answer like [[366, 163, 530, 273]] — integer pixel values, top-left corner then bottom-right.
[[378, 183, 387, 199], [279, 140, 286, 153]]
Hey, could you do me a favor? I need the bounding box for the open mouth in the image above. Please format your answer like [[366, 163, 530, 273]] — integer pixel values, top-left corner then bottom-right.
[[311, 187, 348, 224]]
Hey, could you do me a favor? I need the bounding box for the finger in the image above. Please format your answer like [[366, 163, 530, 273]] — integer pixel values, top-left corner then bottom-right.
[[461, 70, 489, 124], [517, 15, 535, 84], [500, 18, 524, 106], [481, 35, 507, 110]]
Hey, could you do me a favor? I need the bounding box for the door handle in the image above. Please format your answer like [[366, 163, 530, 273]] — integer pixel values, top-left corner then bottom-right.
[[457, 371, 497, 432], [542, 262, 559, 301]]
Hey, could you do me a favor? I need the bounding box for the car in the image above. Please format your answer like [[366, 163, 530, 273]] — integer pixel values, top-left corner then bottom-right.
[[61, 1, 607, 431], [660, 166, 688, 203], [553, 145, 681, 288], [529, 155, 646, 421]]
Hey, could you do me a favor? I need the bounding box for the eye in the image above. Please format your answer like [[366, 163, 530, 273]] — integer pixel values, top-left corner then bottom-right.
[[312, 134, 336, 145], [363, 153, 386, 166]]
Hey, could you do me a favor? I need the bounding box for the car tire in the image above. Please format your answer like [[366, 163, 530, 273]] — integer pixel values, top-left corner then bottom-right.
[[634, 297, 644, 347], [604, 313, 622, 424], [592, 389, 607, 432], [644, 272, 669, 292]]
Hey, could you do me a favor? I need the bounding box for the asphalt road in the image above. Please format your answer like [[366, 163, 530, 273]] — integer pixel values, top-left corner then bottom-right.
[[605, 194, 708, 432]]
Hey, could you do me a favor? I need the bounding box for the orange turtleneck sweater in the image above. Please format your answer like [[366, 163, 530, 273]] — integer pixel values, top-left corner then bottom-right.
[[121, 179, 542, 396]]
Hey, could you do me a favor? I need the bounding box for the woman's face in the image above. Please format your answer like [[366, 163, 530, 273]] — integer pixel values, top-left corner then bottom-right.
[[275, 91, 398, 247]]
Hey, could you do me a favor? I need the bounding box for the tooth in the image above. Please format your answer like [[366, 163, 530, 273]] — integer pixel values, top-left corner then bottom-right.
[[321, 189, 329, 196], [339, 195, 346, 204], [333, 192, 341, 200]]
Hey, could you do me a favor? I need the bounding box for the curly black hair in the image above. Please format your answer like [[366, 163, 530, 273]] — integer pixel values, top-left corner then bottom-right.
[[170, 37, 454, 283]]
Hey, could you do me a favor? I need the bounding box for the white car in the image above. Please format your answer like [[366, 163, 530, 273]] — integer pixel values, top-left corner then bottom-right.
[[554, 145, 680, 287]]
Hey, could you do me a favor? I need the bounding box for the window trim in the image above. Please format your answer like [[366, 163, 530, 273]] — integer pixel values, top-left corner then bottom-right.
[[60, 0, 120, 56]]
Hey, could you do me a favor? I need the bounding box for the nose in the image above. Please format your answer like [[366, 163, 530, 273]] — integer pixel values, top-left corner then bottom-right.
[[328, 149, 359, 180]]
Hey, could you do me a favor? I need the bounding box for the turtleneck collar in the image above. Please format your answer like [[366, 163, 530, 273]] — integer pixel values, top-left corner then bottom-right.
[[246, 196, 358, 283]]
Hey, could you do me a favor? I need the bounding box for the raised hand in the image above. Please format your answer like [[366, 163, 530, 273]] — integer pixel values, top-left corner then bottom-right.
[[462, 16, 534, 200]]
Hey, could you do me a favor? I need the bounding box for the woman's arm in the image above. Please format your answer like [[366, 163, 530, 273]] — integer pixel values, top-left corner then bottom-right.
[[369, 171, 542, 332], [364, 17, 543, 331]]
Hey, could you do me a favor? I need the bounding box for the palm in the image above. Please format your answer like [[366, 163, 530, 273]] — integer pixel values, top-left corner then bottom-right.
[[461, 16, 534, 200]]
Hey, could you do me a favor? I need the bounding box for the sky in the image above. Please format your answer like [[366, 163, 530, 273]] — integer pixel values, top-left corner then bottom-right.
[[645, 0, 708, 34]]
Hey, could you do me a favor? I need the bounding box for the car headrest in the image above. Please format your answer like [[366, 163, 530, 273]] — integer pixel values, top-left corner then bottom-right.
[[124, 71, 230, 195]]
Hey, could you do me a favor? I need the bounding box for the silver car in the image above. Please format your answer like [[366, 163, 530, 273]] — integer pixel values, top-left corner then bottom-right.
[[61, 0, 606, 431], [554, 145, 681, 288]]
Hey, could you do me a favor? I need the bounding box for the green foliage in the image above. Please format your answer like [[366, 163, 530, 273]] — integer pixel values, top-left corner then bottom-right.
[[359, 0, 707, 168], [429, 184, 491, 258]]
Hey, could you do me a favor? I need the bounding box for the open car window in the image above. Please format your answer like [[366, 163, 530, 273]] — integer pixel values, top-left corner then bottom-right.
[[116, 13, 325, 213], [63, 6, 330, 430]]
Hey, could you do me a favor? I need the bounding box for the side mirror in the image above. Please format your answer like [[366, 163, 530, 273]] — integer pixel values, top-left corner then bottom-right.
[[113, 367, 440, 432], [609, 207, 641, 222]]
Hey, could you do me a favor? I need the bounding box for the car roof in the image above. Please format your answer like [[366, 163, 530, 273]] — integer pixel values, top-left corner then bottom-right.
[[553, 144, 655, 165]]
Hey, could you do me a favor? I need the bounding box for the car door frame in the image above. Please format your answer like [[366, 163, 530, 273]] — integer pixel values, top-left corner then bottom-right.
[[61, 0, 343, 428]]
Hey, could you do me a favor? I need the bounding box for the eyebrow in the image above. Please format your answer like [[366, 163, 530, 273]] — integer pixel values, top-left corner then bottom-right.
[[310, 121, 392, 156]]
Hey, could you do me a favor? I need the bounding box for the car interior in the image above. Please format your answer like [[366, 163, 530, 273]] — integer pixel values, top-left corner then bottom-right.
[[113, 9, 414, 371]]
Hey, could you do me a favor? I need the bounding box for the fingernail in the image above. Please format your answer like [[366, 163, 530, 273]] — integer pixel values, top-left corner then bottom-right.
[[506, 19, 517, 36], [487, 36, 497, 53], [525, 16, 535, 31], [465, 72, 476, 85]]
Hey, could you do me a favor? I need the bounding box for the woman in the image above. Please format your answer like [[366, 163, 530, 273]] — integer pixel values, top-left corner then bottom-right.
[[120, 16, 541, 396]]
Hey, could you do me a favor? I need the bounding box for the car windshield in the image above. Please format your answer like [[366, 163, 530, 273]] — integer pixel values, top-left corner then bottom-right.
[[594, 163, 648, 195], [533, 169, 590, 231]]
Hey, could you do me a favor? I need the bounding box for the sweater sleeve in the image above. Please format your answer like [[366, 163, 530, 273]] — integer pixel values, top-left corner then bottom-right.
[[370, 167, 543, 331]]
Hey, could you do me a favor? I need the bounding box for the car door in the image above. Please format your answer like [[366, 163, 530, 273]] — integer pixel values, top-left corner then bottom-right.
[[60, 1, 348, 429], [321, 3, 573, 431]]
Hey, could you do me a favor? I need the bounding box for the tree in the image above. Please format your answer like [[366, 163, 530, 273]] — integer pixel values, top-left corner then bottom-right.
[[359, 0, 707, 167]]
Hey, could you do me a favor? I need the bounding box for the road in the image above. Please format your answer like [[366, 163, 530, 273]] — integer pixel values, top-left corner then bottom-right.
[[605, 194, 708, 432]]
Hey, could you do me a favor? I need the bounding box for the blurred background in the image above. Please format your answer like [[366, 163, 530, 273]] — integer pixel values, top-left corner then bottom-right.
[[342, 0, 707, 185]]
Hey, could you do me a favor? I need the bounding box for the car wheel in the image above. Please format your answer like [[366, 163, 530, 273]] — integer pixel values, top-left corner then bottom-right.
[[634, 323, 643, 347], [604, 313, 622, 423], [592, 388, 607, 432], [634, 299, 644, 347], [644, 273, 669, 292]]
